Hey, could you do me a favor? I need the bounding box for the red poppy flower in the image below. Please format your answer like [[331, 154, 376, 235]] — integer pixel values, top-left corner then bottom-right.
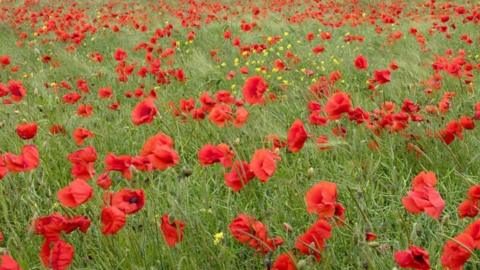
[[40, 239, 74, 270], [111, 189, 145, 214], [0, 55, 10, 66], [72, 128, 94, 146], [208, 104, 233, 127], [394, 245, 430, 270], [458, 199, 478, 218], [441, 233, 474, 269], [96, 173, 112, 190], [287, 119, 308, 153], [98, 87, 113, 99], [77, 104, 93, 117], [224, 160, 255, 192], [242, 76, 268, 105], [34, 213, 67, 241], [131, 98, 158, 125], [0, 155, 8, 180], [295, 219, 332, 261], [354, 55, 368, 70], [198, 144, 234, 167], [325, 92, 352, 120], [229, 214, 283, 254], [7, 80, 26, 102], [114, 48, 127, 61], [104, 153, 132, 179], [4, 144, 39, 172], [67, 146, 97, 180], [402, 171, 445, 219], [373, 69, 391, 84], [63, 216, 91, 234], [272, 253, 296, 270], [16, 123, 38, 140], [233, 107, 249, 127], [160, 214, 185, 247], [465, 219, 480, 249], [0, 254, 21, 270], [250, 149, 280, 182], [57, 179, 93, 208], [305, 181, 338, 218], [101, 206, 126, 235]]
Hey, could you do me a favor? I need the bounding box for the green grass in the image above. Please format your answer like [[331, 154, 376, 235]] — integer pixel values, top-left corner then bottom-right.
[[0, 0, 480, 269]]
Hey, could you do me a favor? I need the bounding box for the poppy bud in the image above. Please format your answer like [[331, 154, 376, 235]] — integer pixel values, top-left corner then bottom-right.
[[181, 167, 192, 178], [283, 222, 293, 232], [307, 167, 315, 178], [296, 259, 307, 269]]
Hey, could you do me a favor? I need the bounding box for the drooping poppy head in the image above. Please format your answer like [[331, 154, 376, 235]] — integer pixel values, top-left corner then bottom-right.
[[160, 214, 185, 247]]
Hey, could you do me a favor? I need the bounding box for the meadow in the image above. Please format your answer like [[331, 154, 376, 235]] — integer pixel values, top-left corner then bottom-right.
[[0, 0, 480, 269]]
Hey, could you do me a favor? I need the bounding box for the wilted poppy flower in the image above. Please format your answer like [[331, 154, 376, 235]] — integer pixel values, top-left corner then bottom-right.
[[325, 92, 352, 120], [101, 206, 126, 235], [57, 179, 93, 208], [394, 245, 430, 270], [287, 119, 308, 153], [295, 219, 332, 261], [16, 122, 38, 140], [242, 76, 268, 105], [111, 189, 145, 214], [131, 98, 158, 125], [305, 181, 338, 218], [0, 254, 22, 270], [229, 214, 283, 254], [160, 214, 185, 247], [250, 149, 280, 182]]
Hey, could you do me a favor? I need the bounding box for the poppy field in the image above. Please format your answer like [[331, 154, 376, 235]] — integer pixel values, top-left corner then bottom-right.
[[1, 0, 480, 269]]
